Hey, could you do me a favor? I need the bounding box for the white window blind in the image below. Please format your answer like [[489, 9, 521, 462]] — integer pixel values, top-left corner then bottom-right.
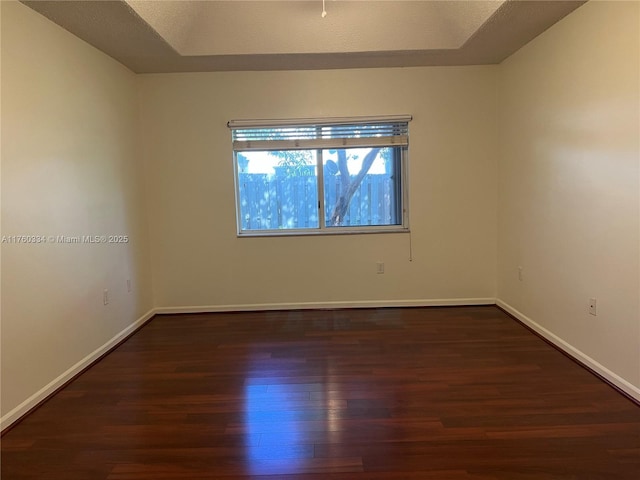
[[228, 115, 411, 151]]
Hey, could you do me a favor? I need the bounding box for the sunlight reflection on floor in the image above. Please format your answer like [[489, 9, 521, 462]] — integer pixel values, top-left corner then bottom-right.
[[244, 381, 311, 474], [242, 347, 350, 476]]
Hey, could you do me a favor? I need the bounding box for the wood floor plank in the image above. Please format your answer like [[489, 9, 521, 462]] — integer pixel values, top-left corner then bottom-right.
[[2, 306, 639, 479]]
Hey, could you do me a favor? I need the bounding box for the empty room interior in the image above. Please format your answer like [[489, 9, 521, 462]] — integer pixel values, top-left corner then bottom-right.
[[1, 0, 639, 478]]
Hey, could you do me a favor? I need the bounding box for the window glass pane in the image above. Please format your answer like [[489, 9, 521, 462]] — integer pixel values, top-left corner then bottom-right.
[[236, 150, 319, 231], [323, 147, 401, 227]]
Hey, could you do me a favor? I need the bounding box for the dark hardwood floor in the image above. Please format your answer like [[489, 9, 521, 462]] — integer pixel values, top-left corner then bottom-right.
[[2, 306, 639, 479]]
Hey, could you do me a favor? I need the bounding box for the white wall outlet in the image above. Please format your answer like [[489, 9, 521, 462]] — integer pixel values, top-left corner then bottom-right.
[[589, 298, 597, 316], [103, 289, 109, 305], [126, 278, 131, 293], [376, 262, 385, 274], [518, 266, 524, 281]]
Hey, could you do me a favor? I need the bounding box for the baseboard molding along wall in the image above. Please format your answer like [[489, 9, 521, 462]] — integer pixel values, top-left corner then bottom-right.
[[497, 299, 640, 403], [153, 297, 497, 314], [0, 298, 492, 433], [0, 308, 156, 433], [5, 297, 637, 433]]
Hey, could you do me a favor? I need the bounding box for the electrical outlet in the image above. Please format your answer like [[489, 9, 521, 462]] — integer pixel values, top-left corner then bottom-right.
[[103, 289, 109, 305], [376, 262, 385, 274], [589, 298, 597, 316], [518, 266, 524, 281]]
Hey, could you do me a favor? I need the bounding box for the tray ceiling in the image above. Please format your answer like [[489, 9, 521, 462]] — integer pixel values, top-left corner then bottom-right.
[[21, 0, 587, 73]]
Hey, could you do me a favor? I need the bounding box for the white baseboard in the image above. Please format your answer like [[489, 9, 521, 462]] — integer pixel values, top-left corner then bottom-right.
[[1, 298, 493, 432], [5, 299, 636, 432], [0, 308, 156, 433], [153, 297, 496, 314], [497, 299, 640, 403]]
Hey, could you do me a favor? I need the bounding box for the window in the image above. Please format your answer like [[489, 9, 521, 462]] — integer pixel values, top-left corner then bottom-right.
[[229, 116, 411, 236]]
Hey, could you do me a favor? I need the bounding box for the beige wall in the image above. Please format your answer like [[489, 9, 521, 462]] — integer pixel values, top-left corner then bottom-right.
[[497, 1, 640, 392], [138, 67, 498, 309], [1, 2, 153, 421]]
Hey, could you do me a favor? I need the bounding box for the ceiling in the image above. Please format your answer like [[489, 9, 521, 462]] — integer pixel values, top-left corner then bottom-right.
[[21, 0, 587, 73]]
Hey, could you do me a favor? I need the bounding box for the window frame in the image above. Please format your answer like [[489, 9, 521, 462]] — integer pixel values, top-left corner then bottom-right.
[[229, 116, 411, 237]]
